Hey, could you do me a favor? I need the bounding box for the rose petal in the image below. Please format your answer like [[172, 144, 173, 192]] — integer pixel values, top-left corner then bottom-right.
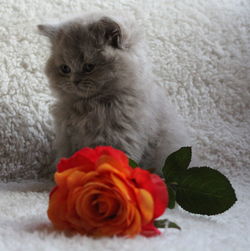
[[66, 170, 86, 190], [66, 187, 89, 233], [97, 154, 132, 177], [55, 167, 79, 187], [97, 163, 122, 176], [57, 148, 98, 173], [140, 222, 161, 237], [111, 173, 132, 201], [95, 146, 130, 168], [132, 168, 168, 218], [149, 174, 168, 218], [122, 205, 142, 237], [47, 187, 70, 230], [135, 188, 154, 225]]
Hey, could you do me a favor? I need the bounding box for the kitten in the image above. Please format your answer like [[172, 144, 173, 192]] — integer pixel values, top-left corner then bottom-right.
[[38, 12, 191, 174]]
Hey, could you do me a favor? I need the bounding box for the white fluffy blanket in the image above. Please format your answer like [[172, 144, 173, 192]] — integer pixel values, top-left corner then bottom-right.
[[0, 0, 249, 250]]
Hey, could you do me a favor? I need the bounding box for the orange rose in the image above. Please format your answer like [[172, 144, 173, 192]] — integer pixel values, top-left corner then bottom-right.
[[48, 146, 168, 237]]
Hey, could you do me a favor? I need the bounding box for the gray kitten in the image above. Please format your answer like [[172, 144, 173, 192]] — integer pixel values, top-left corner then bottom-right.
[[38, 13, 191, 174]]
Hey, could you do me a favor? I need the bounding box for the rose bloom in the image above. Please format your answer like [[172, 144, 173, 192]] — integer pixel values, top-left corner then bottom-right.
[[48, 146, 168, 237]]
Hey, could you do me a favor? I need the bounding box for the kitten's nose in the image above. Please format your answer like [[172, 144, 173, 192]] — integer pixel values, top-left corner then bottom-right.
[[73, 79, 81, 86], [72, 74, 82, 86]]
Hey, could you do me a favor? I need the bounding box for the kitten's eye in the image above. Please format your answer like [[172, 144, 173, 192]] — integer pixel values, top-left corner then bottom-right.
[[84, 64, 95, 73], [60, 64, 71, 74]]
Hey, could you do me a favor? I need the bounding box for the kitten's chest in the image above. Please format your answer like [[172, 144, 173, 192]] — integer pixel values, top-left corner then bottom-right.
[[55, 95, 140, 137], [60, 102, 110, 134]]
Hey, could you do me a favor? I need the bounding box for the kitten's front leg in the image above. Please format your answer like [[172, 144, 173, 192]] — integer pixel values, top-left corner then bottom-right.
[[105, 126, 145, 165], [48, 132, 71, 178], [53, 124, 73, 166], [56, 135, 72, 159], [96, 105, 146, 164]]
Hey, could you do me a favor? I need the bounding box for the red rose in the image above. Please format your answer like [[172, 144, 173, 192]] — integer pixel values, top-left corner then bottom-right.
[[48, 146, 168, 237]]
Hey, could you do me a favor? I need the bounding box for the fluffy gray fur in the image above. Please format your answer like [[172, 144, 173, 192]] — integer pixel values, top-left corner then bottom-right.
[[38, 12, 191, 174]]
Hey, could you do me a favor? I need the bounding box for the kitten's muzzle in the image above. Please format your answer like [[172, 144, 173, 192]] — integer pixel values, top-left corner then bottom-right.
[[73, 80, 81, 86], [72, 74, 83, 86]]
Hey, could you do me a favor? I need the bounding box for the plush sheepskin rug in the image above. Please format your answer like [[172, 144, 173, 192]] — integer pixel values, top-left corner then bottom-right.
[[0, 0, 249, 250]]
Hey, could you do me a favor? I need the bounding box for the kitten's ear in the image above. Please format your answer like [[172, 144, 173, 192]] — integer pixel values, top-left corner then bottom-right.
[[93, 17, 123, 49], [37, 24, 58, 41]]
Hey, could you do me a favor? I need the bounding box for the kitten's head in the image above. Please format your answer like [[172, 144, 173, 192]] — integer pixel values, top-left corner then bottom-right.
[[38, 14, 142, 99]]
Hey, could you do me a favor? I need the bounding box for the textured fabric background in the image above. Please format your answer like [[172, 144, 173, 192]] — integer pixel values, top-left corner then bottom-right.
[[0, 0, 249, 250]]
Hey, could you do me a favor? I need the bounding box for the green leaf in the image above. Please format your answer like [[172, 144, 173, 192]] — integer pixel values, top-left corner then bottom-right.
[[167, 185, 176, 209], [129, 158, 138, 168], [175, 167, 237, 215], [154, 219, 181, 230], [162, 147, 192, 184], [154, 219, 167, 228], [168, 222, 181, 230]]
